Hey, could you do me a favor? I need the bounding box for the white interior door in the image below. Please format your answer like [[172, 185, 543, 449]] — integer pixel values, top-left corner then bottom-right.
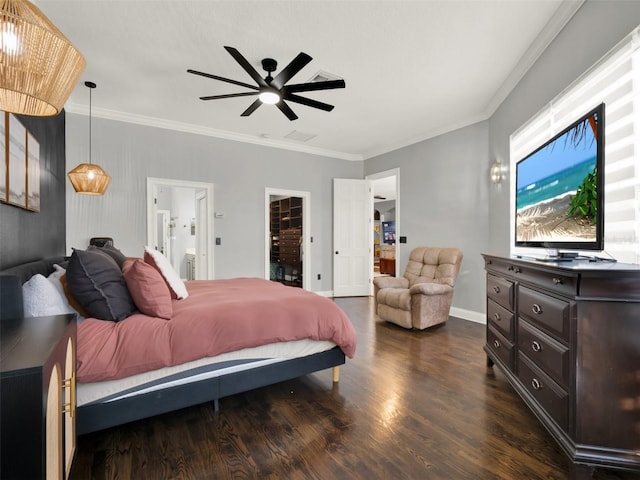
[[333, 178, 372, 297], [195, 191, 208, 279], [157, 209, 171, 259]]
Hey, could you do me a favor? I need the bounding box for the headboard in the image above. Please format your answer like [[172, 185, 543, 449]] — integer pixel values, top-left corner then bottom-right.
[[0, 256, 66, 320]]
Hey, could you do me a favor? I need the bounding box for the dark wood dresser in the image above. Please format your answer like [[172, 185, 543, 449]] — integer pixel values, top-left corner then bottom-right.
[[482, 254, 640, 479], [1, 314, 77, 480]]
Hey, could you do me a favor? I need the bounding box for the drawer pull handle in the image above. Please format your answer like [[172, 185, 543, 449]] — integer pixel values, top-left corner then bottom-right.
[[62, 372, 76, 418], [532, 303, 543, 315], [531, 341, 542, 352], [493, 340, 500, 349], [552, 277, 563, 285], [514, 267, 521, 274], [531, 378, 542, 390], [493, 286, 501, 294], [493, 313, 501, 322], [507, 265, 514, 271]]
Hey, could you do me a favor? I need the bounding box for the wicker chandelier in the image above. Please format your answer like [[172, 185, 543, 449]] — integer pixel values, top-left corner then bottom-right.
[[0, 0, 85, 116], [67, 81, 110, 195]]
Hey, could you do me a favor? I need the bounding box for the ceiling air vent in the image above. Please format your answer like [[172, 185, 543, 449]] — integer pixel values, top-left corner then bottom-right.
[[285, 130, 317, 142], [308, 70, 342, 83]]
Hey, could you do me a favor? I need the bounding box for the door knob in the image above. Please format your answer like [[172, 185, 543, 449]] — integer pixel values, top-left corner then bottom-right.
[[335, 251, 339, 254]]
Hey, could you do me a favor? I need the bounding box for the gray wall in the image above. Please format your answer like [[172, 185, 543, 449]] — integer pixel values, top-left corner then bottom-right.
[[374, 200, 395, 221], [488, 0, 640, 254], [65, 115, 361, 291], [365, 121, 490, 315], [0, 112, 66, 269]]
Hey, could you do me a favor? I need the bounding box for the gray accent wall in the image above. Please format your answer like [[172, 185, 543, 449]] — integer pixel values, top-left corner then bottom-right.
[[0, 112, 66, 269], [65, 114, 361, 291], [365, 121, 490, 315]]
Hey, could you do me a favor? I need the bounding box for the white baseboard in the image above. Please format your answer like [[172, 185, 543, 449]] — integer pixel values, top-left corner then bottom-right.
[[315, 293, 485, 323], [450, 306, 485, 324], [314, 290, 333, 297]]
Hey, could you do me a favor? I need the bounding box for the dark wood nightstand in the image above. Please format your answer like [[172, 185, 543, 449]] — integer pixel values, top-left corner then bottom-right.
[[1, 314, 77, 480]]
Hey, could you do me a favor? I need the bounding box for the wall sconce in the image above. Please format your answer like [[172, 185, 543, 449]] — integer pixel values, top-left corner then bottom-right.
[[490, 160, 506, 184], [0, 0, 85, 116], [67, 82, 111, 195]]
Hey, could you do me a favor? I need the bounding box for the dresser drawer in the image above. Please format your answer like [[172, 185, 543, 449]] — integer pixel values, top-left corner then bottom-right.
[[515, 266, 578, 297], [518, 319, 570, 388], [518, 286, 572, 342], [487, 274, 514, 310], [487, 298, 514, 340], [486, 325, 514, 370], [518, 353, 569, 432]]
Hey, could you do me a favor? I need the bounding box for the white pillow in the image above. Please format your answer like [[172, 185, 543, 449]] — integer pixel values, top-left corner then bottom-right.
[[23, 274, 76, 317], [144, 246, 189, 299]]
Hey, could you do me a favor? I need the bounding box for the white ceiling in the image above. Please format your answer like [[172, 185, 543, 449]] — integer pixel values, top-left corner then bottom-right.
[[37, 0, 581, 161]]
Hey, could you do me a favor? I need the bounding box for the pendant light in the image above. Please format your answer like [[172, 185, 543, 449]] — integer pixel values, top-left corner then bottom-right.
[[67, 81, 111, 195], [0, 0, 85, 116]]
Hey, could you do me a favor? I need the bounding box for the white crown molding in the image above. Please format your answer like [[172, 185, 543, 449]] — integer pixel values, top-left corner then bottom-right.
[[483, 0, 585, 118], [362, 112, 490, 160], [64, 102, 364, 162]]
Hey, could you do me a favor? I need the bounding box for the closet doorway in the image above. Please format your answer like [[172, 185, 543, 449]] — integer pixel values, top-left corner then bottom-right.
[[264, 188, 310, 290]]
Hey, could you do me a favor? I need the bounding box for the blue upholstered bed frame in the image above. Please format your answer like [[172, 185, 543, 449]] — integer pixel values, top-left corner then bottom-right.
[[0, 258, 345, 435]]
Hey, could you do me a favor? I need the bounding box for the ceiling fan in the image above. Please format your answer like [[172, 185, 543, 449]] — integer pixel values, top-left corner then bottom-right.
[[187, 46, 346, 121]]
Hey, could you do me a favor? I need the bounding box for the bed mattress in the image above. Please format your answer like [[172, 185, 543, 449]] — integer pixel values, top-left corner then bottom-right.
[[78, 338, 336, 406]]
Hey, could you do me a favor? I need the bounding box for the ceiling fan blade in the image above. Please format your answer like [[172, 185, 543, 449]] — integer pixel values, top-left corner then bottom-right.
[[283, 93, 334, 112], [224, 46, 268, 87], [199, 92, 259, 101], [276, 100, 299, 121], [271, 52, 313, 90], [187, 69, 258, 91], [283, 79, 346, 93], [241, 99, 263, 117]]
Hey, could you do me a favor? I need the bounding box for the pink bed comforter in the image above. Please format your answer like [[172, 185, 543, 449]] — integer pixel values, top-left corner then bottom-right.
[[77, 278, 357, 383]]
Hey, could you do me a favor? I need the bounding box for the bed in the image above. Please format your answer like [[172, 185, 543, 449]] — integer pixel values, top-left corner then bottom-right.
[[0, 251, 356, 435]]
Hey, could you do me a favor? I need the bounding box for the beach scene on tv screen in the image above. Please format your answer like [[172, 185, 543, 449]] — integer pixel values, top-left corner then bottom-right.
[[516, 112, 598, 243]]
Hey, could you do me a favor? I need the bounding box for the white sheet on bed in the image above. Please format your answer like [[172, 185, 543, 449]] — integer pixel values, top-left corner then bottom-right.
[[77, 339, 337, 406]]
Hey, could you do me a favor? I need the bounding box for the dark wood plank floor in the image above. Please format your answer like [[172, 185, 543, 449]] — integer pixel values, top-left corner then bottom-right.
[[72, 297, 640, 480]]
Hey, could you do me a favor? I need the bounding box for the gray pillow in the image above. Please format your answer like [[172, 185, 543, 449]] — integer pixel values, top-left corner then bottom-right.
[[66, 249, 136, 321], [88, 244, 127, 269]]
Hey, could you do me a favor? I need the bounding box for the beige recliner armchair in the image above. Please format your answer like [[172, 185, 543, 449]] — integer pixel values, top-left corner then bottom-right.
[[373, 246, 463, 330]]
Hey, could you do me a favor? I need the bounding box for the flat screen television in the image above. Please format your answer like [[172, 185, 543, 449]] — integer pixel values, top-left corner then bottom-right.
[[514, 103, 605, 255]]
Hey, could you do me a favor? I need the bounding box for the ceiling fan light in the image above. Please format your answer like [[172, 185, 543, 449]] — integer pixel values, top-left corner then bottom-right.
[[259, 90, 280, 105]]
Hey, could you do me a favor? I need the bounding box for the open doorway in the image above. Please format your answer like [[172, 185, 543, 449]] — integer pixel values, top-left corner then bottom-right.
[[147, 178, 214, 280], [368, 169, 399, 281], [265, 188, 310, 290]]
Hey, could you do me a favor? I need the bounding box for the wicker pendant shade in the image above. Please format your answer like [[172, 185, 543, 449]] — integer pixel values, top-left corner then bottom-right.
[[67, 163, 110, 195], [67, 81, 110, 195], [0, 0, 85, 116]]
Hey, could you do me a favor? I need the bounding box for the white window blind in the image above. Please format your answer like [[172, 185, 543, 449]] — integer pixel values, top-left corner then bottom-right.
[[510, 26, 640, 263]]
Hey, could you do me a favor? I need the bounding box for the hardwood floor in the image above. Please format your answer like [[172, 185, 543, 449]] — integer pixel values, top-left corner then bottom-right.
[[71, 297, 640, 480]]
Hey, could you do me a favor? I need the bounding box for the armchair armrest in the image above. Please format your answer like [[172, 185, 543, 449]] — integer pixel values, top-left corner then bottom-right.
[[409, 282, 452, 296], [373, 276, 408, 289]]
